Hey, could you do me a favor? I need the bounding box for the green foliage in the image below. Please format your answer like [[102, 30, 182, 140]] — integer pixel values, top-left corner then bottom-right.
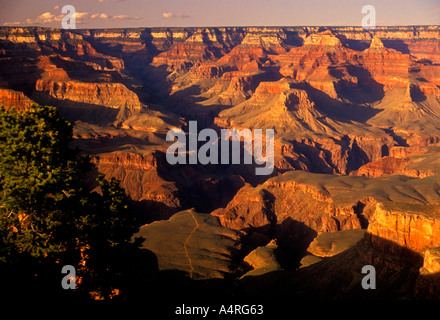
[[0, 104, 140, 300], [0, 104, 88, 261]]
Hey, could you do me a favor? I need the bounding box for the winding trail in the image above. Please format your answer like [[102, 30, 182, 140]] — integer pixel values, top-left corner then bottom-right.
[[183, 211, 200, 278]]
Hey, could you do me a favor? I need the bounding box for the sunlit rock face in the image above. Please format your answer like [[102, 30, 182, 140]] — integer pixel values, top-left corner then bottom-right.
[[2, 25, 440, 298]]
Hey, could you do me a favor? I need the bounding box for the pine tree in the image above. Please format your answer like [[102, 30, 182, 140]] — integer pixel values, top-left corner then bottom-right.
[[0, 104, 140, 301]]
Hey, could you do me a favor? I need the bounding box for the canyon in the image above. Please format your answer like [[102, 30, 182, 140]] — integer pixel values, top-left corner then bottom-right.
[[2, 25, 440, 299]]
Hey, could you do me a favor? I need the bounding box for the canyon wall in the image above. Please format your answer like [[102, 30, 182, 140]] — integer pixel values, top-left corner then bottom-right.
[[2, 26, 440, 297]]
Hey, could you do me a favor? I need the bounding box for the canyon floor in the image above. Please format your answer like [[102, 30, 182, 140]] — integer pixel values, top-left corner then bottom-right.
[[2, 25, 440, 306]]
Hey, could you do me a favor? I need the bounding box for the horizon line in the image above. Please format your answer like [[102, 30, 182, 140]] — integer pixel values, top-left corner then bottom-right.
[[1, 24, 440, 31]]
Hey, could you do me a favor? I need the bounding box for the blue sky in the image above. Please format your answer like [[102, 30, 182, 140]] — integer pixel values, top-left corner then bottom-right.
[[0, 0, 439, 28]]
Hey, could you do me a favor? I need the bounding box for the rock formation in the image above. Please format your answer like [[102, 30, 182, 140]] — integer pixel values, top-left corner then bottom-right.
[[2, 25, 440, 299], [137, 209, 242, 279]]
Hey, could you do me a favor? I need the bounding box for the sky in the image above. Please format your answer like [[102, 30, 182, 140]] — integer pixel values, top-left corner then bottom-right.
[[0, 0, 439, 29]]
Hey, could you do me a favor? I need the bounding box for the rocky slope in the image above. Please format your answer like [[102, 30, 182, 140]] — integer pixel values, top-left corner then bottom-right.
[[2, 26, 440, 180], [137, 209, 242, 279], [212, 171, 440, 264], [2, 25, 440, 299], [234, 172, 440, 299]]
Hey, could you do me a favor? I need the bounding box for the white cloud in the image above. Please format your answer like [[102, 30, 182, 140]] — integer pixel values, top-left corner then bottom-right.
[[90, 13, 109, 19], [3, 10, 140, 26], [3, 21, 21, 26], [73, 12, 91, 20], [28, 12, 64, 24], [162, 12, 189, 19], [111, 14, 140, 20]]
